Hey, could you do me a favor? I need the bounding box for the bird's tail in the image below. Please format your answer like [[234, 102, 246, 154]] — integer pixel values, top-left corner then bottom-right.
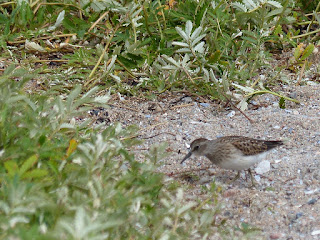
[[265, 140, 283, 151]]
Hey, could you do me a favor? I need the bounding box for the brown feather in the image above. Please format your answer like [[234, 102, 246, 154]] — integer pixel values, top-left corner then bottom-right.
[[216, 136, 283, 156]]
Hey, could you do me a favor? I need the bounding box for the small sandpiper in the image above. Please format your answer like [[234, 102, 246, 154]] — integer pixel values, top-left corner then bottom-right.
[[181, 136, 283, 185]]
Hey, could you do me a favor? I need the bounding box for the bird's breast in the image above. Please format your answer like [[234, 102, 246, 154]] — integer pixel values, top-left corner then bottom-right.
[[208, 152, 267, 170]]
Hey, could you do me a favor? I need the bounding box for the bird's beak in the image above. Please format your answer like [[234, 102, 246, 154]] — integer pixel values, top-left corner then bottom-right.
[[181, 151, 192, 164]]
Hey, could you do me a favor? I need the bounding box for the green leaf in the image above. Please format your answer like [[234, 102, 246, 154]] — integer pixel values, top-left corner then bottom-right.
[[19, 154, 38, 175], [300, 44, 314, 61], [38, 135, 46, 146], [279, 97, 285, 109], [242, 36, 257, 45], [0, 13, 8, 24], [22, 169, 48, 179], [294, 45, 302, 60], [274, 25, 282, 35], [4, 161, 19, 177]]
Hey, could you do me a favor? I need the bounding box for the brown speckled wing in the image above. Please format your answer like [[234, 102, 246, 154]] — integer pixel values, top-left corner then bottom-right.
[[218, 136, 283, 156]]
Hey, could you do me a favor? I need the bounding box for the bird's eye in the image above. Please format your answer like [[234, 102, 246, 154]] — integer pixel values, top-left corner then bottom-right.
[[193, 145, 200, 151]]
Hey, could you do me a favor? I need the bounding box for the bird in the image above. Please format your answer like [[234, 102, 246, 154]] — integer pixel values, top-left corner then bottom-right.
[[180, 136, 283, 186]]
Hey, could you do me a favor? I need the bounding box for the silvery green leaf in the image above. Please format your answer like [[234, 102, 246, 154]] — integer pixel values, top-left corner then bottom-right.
[[211, 1, 216, 9], [233, 83, 254, 93], [48, 10, 65, 31], [88, 181, 97, 198], [162, 55, 180, 67], [185, 20, 193, 37], [285, 16, 296, 23], [222, 73, 230, 91], [75, 208, 85, 234], [160, 198, 170, 208], [231, 2, 247, 12], [244, 0, 257, 9], [232, 31, 243, 39], [94, 95, 110, 104], [267, 0, 282, 8], [59, 123, 75, 129], [181, 54, 190, 65], [190, 26, 202, 41], [209, 68, 218, 82], [177, 202, 197, 215], [176, 48, 192, 53], [162, 65, 178, 70], [10, 216, 29, 227], [203, 67, 209, 81], [172, 41, 189, 47], [194, 42, 205, 53], [90, 1, 107, 11], [66, 85, 81, 110], [176, 188, 184, 200], [238, 98, 248, 111], [107, 55, 117, 72], [192, 34, 206, 46], [82, 86, 99, 99], [175, 26, 189, 42], [7, 95, 27, 104], [266, 7, 283, 18], [110, 73, 121, 83], [25, 40, 46, 52], [132, 17, 143, 28], [200, 7, 208, 27], [314, 11, 320, 25], [131, 6, 142, 17], [162, 217, 173, 226], [200, 211, 214, 226]]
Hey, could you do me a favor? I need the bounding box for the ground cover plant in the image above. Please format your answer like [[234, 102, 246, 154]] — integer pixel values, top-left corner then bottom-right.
[[0, 0, 319, 239]]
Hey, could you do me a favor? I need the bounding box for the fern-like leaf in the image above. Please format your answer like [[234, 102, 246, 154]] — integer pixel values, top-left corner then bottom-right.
[[231, 2, 248, 12]]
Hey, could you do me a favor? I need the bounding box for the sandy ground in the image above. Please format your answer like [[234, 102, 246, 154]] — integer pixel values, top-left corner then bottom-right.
[[98, 84, 320, 239]]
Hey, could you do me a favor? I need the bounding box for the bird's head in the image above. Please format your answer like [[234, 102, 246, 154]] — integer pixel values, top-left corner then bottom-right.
[[180, 138, 208, 164]]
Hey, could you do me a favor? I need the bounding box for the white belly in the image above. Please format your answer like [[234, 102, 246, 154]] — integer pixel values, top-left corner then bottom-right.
[[217, 152, 267, 170]]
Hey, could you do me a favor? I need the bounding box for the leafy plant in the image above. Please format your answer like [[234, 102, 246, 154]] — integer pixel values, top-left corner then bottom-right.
[[0, 65, 235, 239]]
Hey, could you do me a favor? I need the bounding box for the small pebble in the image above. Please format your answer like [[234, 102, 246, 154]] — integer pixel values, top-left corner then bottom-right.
[[311, 230, 320, 236], [176, 135, 182, 141], [183, 97, 192, 103], [287, 211, 296, 222], [199, 177, 211, 184], [223, 189, 237, 198], [305, 189, 317, 194], [295, 212, 303, 219], [199, 103, 210, 108], [255, 160, 271, 174], [270, 233, 282, 239], [224, 211, 233, 217], [273, 125, 280, 129], [307, 198, 317, 205], [227, 111, 235, 118], [289, 92, 297, 99], [254, 175, 261, 182]]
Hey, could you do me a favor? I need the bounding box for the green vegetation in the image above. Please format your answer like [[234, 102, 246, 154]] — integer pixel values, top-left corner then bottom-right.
[[0, 0, 319, 239]]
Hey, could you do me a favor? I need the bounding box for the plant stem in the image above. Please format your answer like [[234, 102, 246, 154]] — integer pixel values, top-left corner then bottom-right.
[[245, 90, 300, 104]]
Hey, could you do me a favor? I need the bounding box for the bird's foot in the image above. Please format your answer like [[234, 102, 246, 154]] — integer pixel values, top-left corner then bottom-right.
[[227, 171, 240, 184]]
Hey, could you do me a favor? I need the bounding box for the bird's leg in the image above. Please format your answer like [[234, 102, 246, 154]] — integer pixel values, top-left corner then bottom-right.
[[247, 168, 256, 187], [227, 171, 240, 184]]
